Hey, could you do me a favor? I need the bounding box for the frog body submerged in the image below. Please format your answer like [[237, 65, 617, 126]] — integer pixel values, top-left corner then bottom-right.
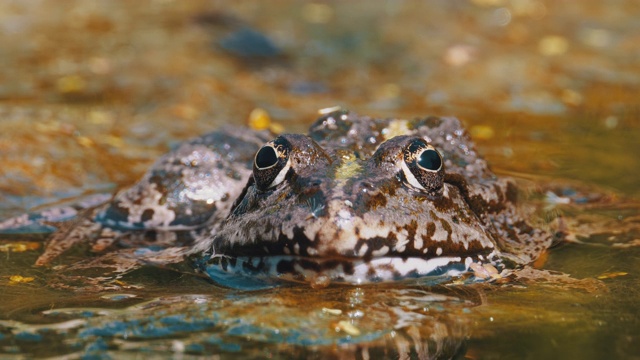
[[1, 111, 553, 287], [202, 112, 552, 284]]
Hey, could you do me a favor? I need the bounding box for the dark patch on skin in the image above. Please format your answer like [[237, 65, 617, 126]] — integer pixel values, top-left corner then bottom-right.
[[361, 188, 388, 210], [513, 220, 534, 235], [149, 175, 168, 203], [445, 173, 510, 216], [354, 236, 393, 261], [273, 257, 357, 277], [290, 226, 319, 257], [241, 257, 265, 273], [140, 209, 154, 223], [431, 187, 456, 212], [425, 238, 491, 259], [443, 172, 479, 211], [276, 258, 295, 274], [503, 225, 519, 244], [440, 218, 453, 242], [425, 222, 436, 241], [506, 181, 518, 204], [493, 184, 505, 209], [405, 220, 418, 245]]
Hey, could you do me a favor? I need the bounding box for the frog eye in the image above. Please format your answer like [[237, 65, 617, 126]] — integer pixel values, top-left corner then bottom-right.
[[401, 139, 445, 193], [253, 137, 292, 191]]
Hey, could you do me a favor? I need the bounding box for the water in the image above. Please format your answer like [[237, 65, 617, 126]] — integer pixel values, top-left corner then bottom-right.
[[1, 1, 639, 358]]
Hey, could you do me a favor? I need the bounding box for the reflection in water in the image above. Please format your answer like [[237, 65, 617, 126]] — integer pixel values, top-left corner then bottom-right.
[[0, 285, 482, 358], [0, 172, 638, 358]]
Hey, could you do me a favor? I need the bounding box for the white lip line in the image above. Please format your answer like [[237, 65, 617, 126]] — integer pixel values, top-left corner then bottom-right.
[[207, 251, 502, 283]]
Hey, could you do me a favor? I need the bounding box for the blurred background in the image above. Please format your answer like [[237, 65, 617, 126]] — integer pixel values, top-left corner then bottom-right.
[[0, 0, 638, 220]]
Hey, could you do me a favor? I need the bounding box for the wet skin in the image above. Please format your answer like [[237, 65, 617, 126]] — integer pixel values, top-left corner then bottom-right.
[[1, 111, 554, 285], [204, 112, 553, 283]]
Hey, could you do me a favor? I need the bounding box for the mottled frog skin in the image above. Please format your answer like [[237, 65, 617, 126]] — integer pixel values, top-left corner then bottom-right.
[[0, 111, 553, 287], [203, 111, 553, 284]]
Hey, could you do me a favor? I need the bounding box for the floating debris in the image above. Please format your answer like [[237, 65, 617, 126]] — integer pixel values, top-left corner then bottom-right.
[[335, 320, 361, 336], [0, 242, 40, 252], [76, 136, 95, 148], [100, 294, 138, 301], [545, 191, 572, 206], [469, 262, 501, 280], [321, 308, 342, 316], [561, 89, 583, 106], [318, 105, 343, 115], [9, 275, 35, 284], [310, 274, 331, 289], [597, 272, 628, 280], [469, 125, 495, 140], [248, 108, 271, 130], [56, 75, 87, 94]]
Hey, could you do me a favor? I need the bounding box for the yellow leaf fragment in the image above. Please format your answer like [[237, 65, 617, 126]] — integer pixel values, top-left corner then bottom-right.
[[9, 275, 35, 284], [248, 108, 271, 130], [76, 136, 94, 148], [597, 272, 628, 280], [0, 242, 41, 252], [57, 75, 86, 93], [470, 125, 495, 140]]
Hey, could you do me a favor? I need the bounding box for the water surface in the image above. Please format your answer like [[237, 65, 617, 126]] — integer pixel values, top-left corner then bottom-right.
[[1, 1, 639, 358]]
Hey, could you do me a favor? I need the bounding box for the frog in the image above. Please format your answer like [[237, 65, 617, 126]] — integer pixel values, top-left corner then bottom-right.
[[0, 110, 555, 289], [200, 110, 555, 285]]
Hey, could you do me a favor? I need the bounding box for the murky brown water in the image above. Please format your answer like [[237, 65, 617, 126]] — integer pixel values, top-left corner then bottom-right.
[[1, 1, 639, 358]]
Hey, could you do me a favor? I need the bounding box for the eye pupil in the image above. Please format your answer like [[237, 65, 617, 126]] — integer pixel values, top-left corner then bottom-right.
[[418, 149, 442, 171], [255, 146, 278, 169], [401, 139, 445, 193]]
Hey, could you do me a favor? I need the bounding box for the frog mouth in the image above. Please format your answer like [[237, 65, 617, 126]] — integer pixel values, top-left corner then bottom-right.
[[200, 252, 502, 289]]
